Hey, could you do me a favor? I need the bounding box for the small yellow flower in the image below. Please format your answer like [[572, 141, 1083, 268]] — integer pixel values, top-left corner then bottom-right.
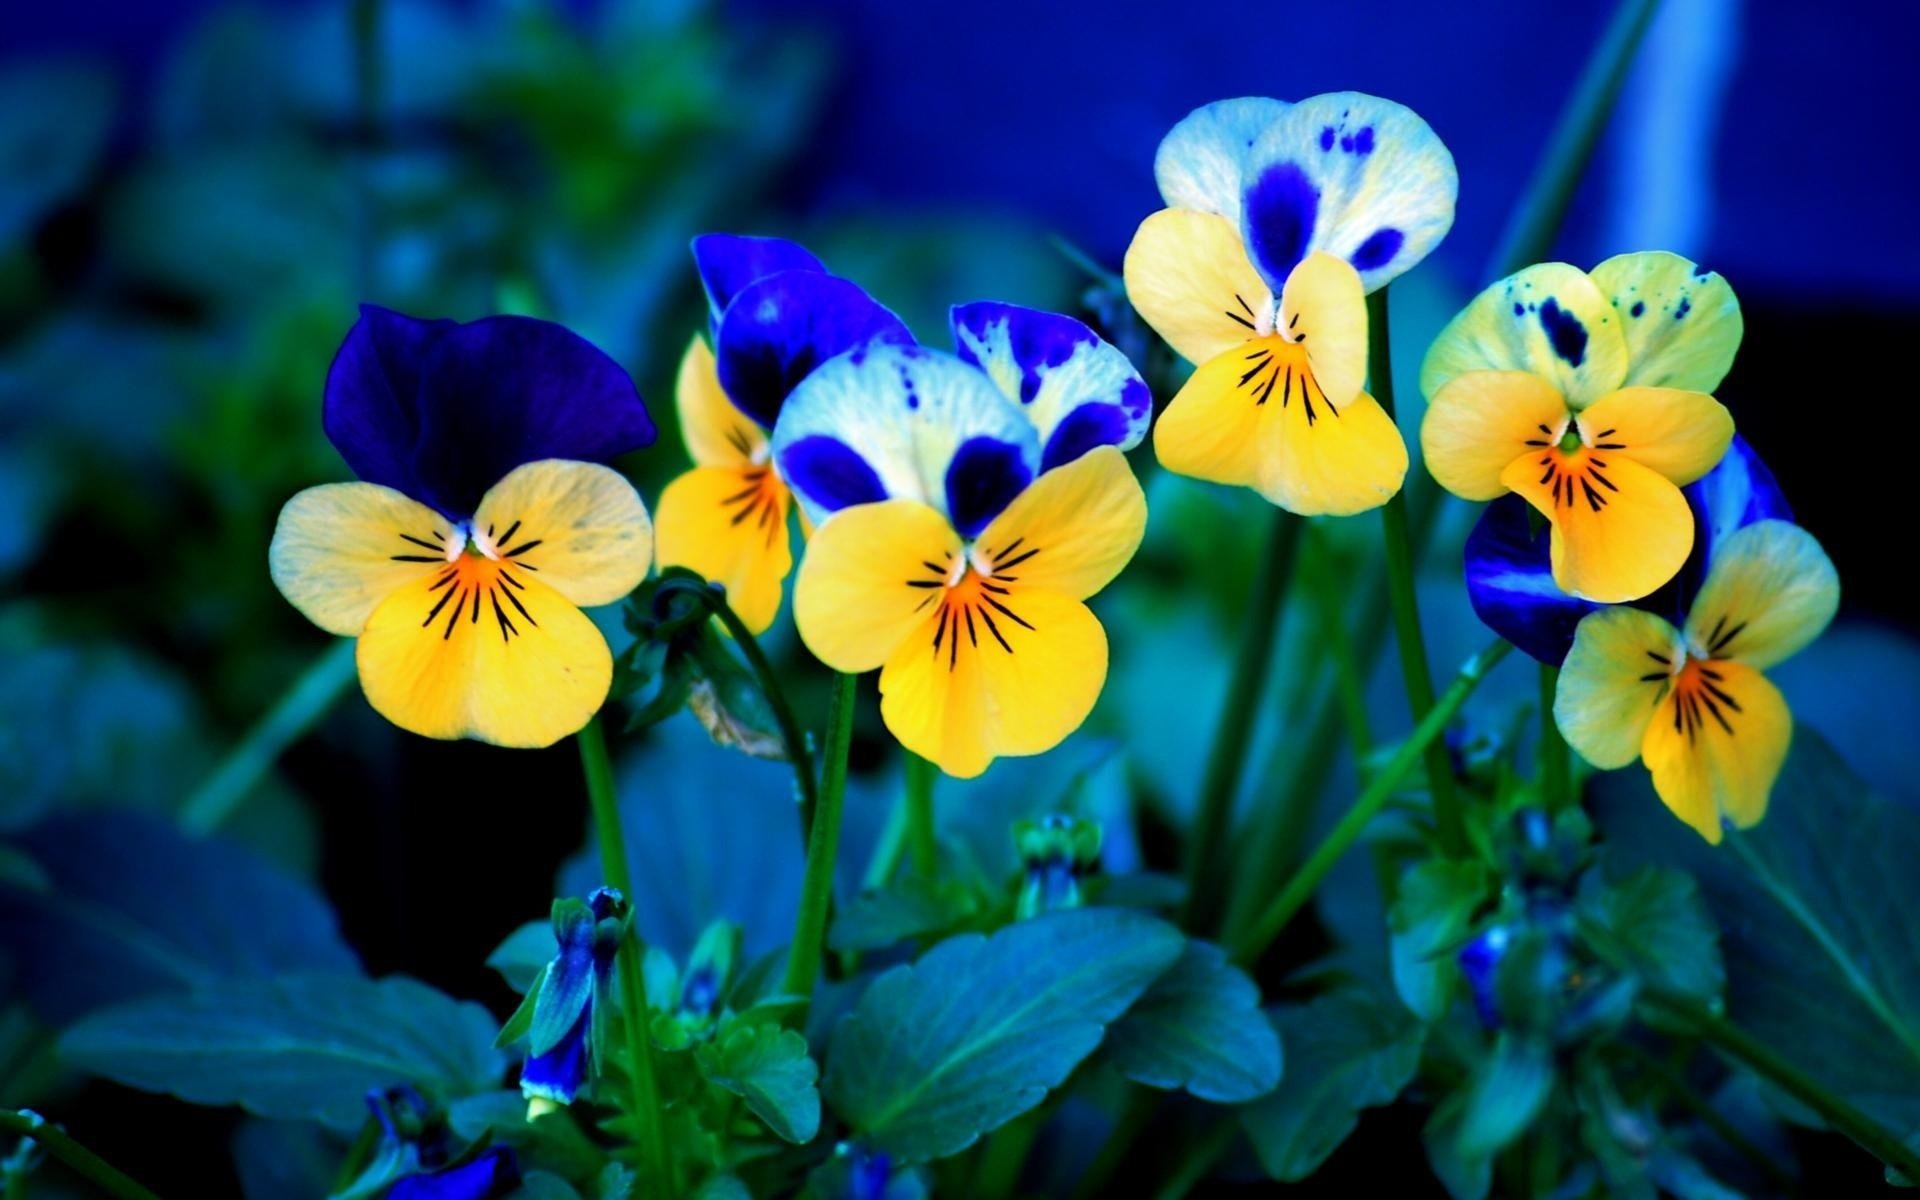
[[1420, 253, 1743, 603], [1124, 93, 1458, 515], [1554, 520, 1838, 842]]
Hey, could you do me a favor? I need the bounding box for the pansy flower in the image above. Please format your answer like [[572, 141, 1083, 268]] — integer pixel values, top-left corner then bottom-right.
[[773, 307, 1150, 778], [1123, 93, 1457, 514], [1421, 252, 1742, 603], [654, 235, 913, 632], [501, 887, 625, 1105], [1554, 519, 1839, 843], [1466, 435, 1790, 664], [269, 307, 655, 748]]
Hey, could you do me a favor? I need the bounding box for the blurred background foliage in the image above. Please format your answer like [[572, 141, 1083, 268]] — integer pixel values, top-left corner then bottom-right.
[[2, 0, 1918, 1195]]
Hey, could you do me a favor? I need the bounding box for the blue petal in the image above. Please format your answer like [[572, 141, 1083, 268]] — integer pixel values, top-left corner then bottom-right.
[[1240, 92, 1457, 293], [520, 1005, 592, 1104], [945, 436, 1034, 539], [1663, 434, 1793, 614], [1464, 496, 1602, 666], [691, 233, 825, 329], [771, 344, 1041, 530], [715, 271, 915, 430], [387, 1147, 521, 1200], [323, 306, 655, 519], [1153, 96, 1291, 217], [950, 302, 1149, 469]]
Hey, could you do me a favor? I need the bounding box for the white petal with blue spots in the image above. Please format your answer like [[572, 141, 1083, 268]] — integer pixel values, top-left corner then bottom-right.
[[771, 344, 1042, 537], [1239, 91, 1457, 294], [951, 302, 1150, 471], [1154, 96, 1292, 218]]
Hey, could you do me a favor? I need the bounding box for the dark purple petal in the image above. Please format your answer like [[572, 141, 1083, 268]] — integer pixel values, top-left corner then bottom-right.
[[386, 1147, 521, 1200], [1464, 496, 1601, 666], [1671, 434, 1792, 603], [323, 306, 654, 518], [520, 1005, 592, 1104], [691, 233, 826, 329], [1242, 160, 1320, 286], [944, 435, 1033, 538], [779, 435, 889, 513], [1042, 404, 1133, 471], [715, 272, 914, 429]]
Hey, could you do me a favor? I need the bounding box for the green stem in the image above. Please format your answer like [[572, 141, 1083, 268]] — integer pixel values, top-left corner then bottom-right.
[[1639, 988, 1920, 1184], [1487, 0, 1664, 279], [1307, 528, 1372, 759], [974, 1105, 1045, 1199], [1538, 663, 1572, 811], [782, 672, 856, 1000], [1369, 287, 1463, 855], [0, 1111, 160, 1200], [1233, 639, 1512, 965], [182, 639, 358, 834], [1069, 1088, 1155, 1200], [327, 1118, 381, 1193], [577, 719, 673, 1196], [904, 751, 939, 878], [701, 589, 820, 834], [1183, 508, 1303, 932], [1151, 1117, 1238, 1200], [1616, 1041, 1797, 1195]]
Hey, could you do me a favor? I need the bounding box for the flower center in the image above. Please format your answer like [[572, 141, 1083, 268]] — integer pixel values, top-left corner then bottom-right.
[[390, 517, 546, 643], [904, 536, 1043, 671], [1233, 335, 1337, 424], [1532, 444, 1620, 513], [722, 466, 786, 544]]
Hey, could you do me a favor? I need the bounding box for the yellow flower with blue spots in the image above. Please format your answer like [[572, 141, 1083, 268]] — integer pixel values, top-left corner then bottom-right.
[[1420, 252, 1743, 603], [654, 235, 913, 633], [775, 308, 1151, 779], [269, 306, 656, 748], [1123, 93, 1457, 514], [1554, 519, 1838, 843]]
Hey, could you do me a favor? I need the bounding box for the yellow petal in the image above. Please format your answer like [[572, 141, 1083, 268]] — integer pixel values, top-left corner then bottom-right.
[[1640, 660, 1791, 842], [655, 464, 794, 635], [1574, 387, 1732, 486], [270, 483, 453, 636], [1554, 607, 1684, 769], [1589, 251, 1743, 392], [972, 446, 1146, 601], [793, 500, 963, 673], [356, 559, 613, 748], [1152, 341, 1280, 489], [1278, 252, 1368, 406], [1501, 448, 1692, 603], [1258, 386, 1408, 516], [1684, 520, 1839, 669], [676, 334, 765, 468], [1419, 370, 1569, 501], [1123, 208, 1272, 366], [878, 585, 1107, 779], [1419, 263, 1628, 409], [472, 460, 653, 608]]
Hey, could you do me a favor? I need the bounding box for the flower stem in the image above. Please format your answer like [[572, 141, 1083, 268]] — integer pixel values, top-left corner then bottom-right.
[[782, 672, 856, 1000], [1487, 0, 1663, 278], [1638, 987, 1920, 1184], [1183, 507, 1304, 932], [1232, 639, 1512, 966], [1306, 527, 1373, 759], [576, 718, 673, 1195], [0, 1110, 160, 1200], [182, 638, 358, 834], [904, 751, 939, 877], [1538, 663, 1572, 810], [700, 587, 820, 834], [1368, 287, 1465, 856]]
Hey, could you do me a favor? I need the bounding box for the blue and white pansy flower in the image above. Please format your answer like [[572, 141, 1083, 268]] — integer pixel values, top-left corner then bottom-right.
[[771, 311, 1150, 779], [1124, 92, 1457, 515]]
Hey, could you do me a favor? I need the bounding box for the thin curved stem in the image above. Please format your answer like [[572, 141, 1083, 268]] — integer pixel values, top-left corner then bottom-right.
[[904, 751, 939, 878], [0, 1110, 160, 1200], [699, 586, 820, 834], [1183, 508, 1303, 932], [1539, 663, 1572, 810], [1233, 639, 1512, 966], [782, 672, 856, 1001], [577, 719, 673, 1195]]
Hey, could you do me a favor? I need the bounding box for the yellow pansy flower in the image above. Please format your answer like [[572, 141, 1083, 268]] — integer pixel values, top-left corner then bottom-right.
[[1124, 93, 1458, 514], [1554, 520, 1839, 842], [1420, 252, 1743, 603]]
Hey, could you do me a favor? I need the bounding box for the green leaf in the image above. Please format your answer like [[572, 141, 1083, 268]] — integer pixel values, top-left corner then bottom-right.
[[823, 907, 1183, 1162], [512, 1173, 585, 1200], [1389, 860, 1490, 1021], [1594, 728, 1920, 1140], [828, 874, 981, 953], [60, 973, 505, 1131], [488, 921, 556, 994], [696, 1019, 821, 1144], [1240, 986, 1425, 1182], [1104, 939, 1281, 1102], [495, 964, 547, 1049], [1575, 859, 1723, 1001], [1456, 1033, 1554, 1157], [689, 1177, 751, 1200]]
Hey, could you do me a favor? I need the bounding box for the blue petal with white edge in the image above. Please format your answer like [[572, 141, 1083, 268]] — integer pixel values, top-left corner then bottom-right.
[[771, 343, 1042, 535], [691, 233, 825, 329], [1154, 96, 1291, 218], [1240, 92, 1457, 294], [714, 270, 915, 430], [951, 302, 1150, 471], [386, 1146, 521, 1200], [1465, 435, 1791, 664]]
